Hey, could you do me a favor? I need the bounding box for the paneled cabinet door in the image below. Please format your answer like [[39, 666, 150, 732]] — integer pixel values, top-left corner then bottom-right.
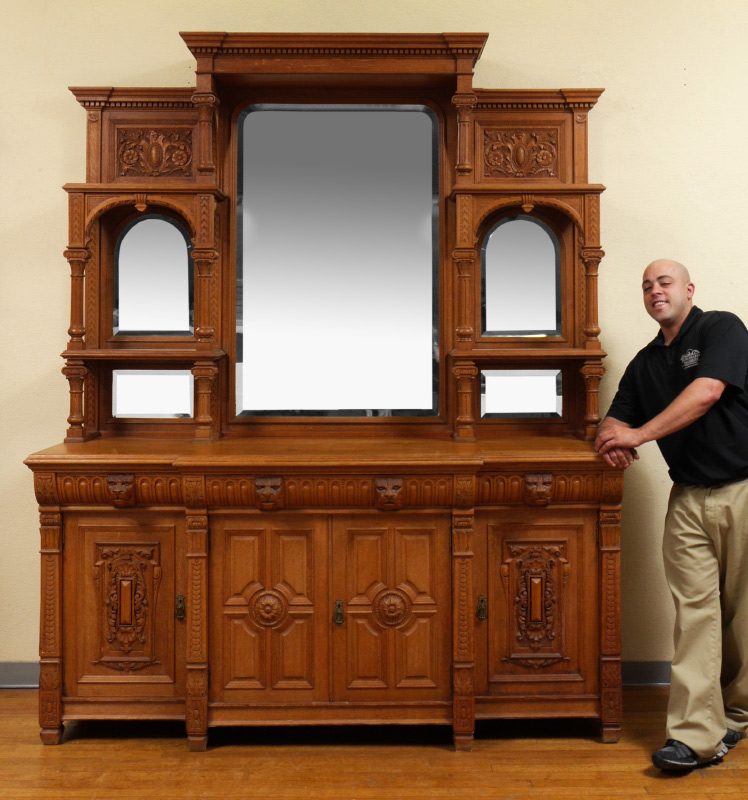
[[331, 513, 451, 702], [63, 512, 185, 698], [210, 514, 329, 703], [474, 509, 599, 699]]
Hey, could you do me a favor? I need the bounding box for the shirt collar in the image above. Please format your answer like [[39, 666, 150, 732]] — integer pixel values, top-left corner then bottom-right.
[[651, 306, 703, 347]]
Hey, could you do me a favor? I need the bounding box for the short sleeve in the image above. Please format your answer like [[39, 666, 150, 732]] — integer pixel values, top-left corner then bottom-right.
[[694, 312, 748, 390], [605, 360, 645, 427]]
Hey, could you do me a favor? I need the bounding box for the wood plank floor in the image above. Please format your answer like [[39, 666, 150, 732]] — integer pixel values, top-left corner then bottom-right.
[[2, 688, 747, 799]]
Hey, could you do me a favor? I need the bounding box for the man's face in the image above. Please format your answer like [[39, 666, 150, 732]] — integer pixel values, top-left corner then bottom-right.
[[641, 261, 694, 329]]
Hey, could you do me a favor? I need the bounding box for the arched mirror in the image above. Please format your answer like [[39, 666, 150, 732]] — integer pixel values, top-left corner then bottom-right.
[[481, 216, 560, 337], [114, 215, 194, 335]]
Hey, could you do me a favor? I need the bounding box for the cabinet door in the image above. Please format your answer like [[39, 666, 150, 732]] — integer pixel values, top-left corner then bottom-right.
[[63, 512, 185, 698], [211, 514, 328, 703], [474, 509, 599, 698], [331, 513, 451, 702]]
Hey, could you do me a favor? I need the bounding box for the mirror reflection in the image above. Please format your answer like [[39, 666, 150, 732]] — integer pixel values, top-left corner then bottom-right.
[[482, 216, 560, 337], [480, 369, 562, 418], [112, 370, 193, 418], [236, 105, 439, 416], [114, 215, 193, 335]]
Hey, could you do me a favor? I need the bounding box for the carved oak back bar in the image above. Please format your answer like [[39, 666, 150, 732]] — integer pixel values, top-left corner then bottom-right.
[[26, 32, 623, 751]]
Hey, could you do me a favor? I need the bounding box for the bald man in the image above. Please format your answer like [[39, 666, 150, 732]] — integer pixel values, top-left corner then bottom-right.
[[596, 260, 748, 770]]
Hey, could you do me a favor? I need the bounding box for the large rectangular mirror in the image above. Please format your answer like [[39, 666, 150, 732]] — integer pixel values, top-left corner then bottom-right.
[[236, 105, 439, 416]]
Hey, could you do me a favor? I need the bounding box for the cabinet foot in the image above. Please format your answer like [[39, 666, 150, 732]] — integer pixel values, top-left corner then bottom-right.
[[600, 724, 621, 743], [188, 734, 208, 751], [40, 726, 64, 745], [453, 733, 473, 752]]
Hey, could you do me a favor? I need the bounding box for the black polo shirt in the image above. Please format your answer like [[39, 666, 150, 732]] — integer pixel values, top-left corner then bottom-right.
[[606, 306, 748, 485]]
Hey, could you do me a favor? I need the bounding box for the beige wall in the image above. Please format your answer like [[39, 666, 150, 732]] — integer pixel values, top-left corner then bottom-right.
[[2, 0, 747, 664]]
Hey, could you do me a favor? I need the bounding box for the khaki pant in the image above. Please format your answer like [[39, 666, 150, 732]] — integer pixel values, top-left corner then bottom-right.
[[663, 479, 748, 757]]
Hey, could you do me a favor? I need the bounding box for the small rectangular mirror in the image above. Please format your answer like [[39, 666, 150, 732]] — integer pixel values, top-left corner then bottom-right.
[[480, 369, 562, 418], [112, 370, 194, 418]]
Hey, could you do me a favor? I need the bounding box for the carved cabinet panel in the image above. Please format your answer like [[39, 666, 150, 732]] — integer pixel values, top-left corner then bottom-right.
[[62, 512, 186, 698], [332, 514, 451, 702], [474, 509, 599, 701], [210, 514, 329, 704]]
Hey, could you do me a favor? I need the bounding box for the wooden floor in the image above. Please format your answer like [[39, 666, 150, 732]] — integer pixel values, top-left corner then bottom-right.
[[2, 688, 748, 799]]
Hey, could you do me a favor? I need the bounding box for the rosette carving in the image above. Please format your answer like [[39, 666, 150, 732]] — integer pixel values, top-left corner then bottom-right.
[[249, 589, 288, 628], [373, 588, 412, 628]]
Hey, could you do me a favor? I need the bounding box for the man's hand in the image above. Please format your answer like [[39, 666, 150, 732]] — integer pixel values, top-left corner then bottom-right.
[[595, 418, 641, 469]]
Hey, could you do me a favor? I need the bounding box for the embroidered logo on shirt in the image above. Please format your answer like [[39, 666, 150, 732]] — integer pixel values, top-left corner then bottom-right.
[[680, 349, 700, 369]]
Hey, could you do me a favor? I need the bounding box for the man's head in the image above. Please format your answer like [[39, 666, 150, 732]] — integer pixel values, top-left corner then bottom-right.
[[641, 259, 694, 339]]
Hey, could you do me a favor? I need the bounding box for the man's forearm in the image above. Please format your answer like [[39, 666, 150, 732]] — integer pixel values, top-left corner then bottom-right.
[[638, 377, 726, 443]]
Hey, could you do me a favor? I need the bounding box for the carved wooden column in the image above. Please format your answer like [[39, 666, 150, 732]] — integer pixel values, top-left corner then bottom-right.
[[35, 474, 64, 745], [192, 362, 218, 441], [184, 476, 209, 750], [581, 245, 604, 349], [452, 475, 476, 751], [62, 361, 87, 442], [452, 92, 477, 183], [453, 361, 478, 442], [599, 472, 623, 742], [454, 249, 475, 345], [192, 245, 218, 346], [581, 361, 605, 439], [192, 93, 218, 182]]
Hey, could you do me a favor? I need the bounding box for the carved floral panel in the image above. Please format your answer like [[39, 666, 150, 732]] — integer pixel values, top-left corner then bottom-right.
[[116, 127, 193, 178], [482, 128, 559, 179]]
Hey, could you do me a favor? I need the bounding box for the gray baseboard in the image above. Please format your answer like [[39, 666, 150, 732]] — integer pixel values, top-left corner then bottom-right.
[[621, 661, 671, 686], [0, 662, 40, 688], [1, 660, 672, 689]]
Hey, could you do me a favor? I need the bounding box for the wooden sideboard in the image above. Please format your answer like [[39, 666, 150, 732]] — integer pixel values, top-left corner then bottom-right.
[[26, 32, 623, 750]]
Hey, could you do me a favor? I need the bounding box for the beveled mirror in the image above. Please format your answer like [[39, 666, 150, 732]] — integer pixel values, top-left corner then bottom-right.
[[114, 215, 194, 336], [236, 105, 439, 416], [481, 216, 560, 337]]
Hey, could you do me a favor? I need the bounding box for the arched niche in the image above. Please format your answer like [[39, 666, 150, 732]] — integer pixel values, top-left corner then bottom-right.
[[113, 214, 194, 335], [480, 214, 561, 337]]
